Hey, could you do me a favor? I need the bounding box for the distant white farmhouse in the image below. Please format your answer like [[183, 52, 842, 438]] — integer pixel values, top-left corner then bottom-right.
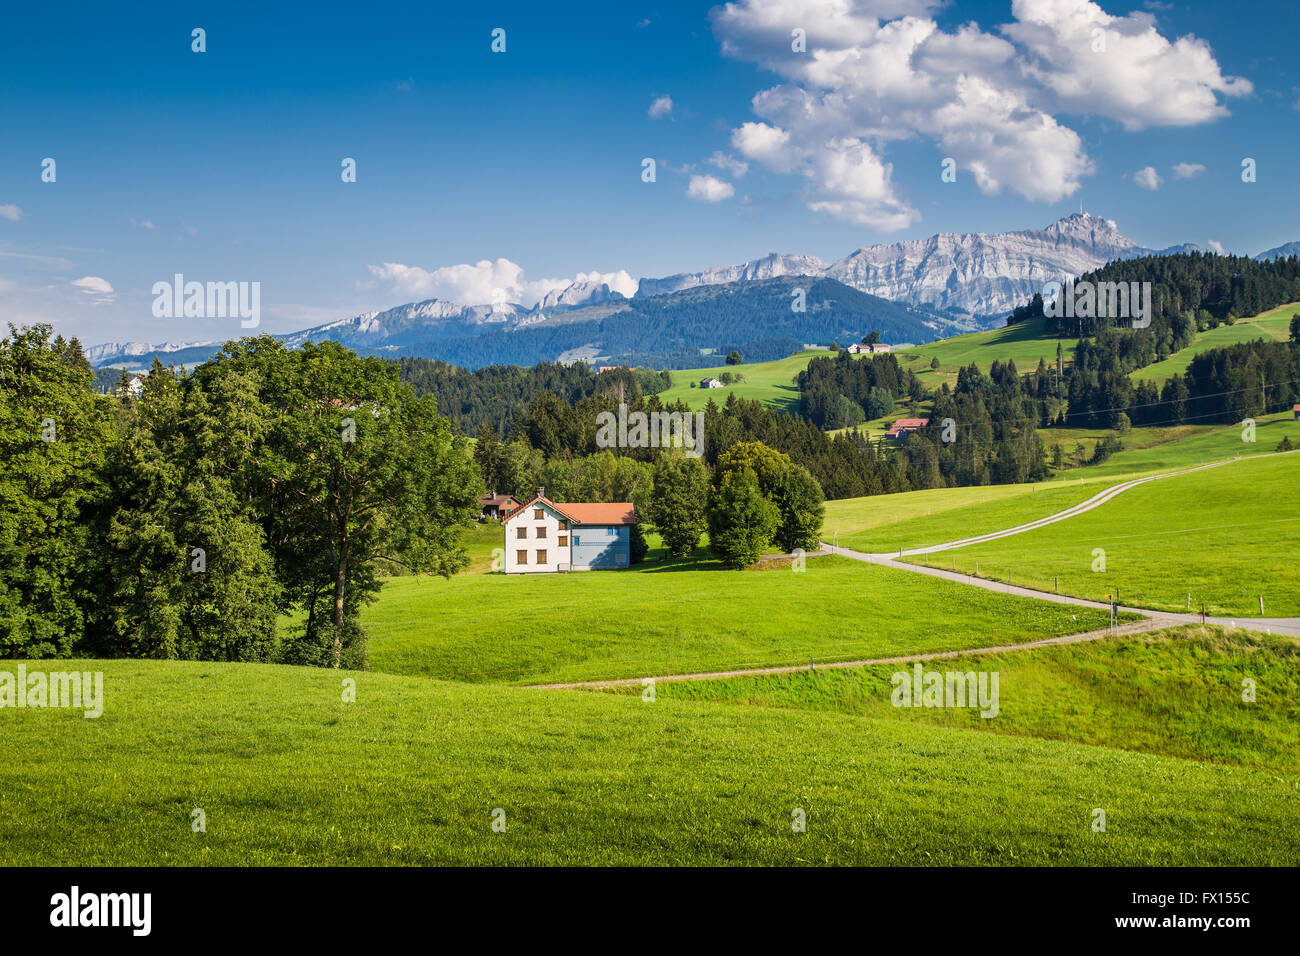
[[124, 373, 148, 399], [847, 342, 891, 355], [503, 492, 637, 573], [700, 377, 724, 388]]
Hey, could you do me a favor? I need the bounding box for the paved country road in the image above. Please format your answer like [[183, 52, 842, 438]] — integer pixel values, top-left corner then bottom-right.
[[530, 452, 1300, 690]]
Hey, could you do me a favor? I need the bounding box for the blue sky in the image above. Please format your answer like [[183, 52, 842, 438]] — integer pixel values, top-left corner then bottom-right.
[[1, 0, 1297, 345]]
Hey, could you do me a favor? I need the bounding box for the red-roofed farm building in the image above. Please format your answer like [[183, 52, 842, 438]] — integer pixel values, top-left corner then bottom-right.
[[502, 492, 637, 573]]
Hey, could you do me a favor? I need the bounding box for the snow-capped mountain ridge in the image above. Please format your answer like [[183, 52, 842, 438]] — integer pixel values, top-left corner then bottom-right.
[[87, 215, 1293, 368]]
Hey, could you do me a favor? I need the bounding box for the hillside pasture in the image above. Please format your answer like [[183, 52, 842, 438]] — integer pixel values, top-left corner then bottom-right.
[[1, 659, 1295, 866], [901, 451, 1300, 616]]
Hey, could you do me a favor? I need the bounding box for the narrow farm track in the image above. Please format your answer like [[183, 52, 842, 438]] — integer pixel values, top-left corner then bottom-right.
[[531, 451, 1300, 691], [883, 457, 1236, 558], [529, 619, 1169, 690]]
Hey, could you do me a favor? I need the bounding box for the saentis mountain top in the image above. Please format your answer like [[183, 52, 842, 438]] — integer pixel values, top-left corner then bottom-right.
[[88, 214, 1290, 372]]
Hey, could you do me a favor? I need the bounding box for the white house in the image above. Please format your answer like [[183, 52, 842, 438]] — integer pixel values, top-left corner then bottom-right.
[[125, 374, 147, 399], [503, 492, 637, 573], [700, 377, 723, 388], [847, 342, 891, 355]]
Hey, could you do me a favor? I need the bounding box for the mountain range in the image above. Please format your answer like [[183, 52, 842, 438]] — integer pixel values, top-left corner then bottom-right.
[[86, 214, 1295, 371]]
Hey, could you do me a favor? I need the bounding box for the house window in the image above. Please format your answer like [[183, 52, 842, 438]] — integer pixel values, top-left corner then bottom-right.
[[558, 535, 568, 547], [516, 527, 526, 539], [537, 549, 547, 564], [516, 550, 527, 565], [558, 520, 568, 530], [537, 526, 547, 538], [534, 508, 544, 520]]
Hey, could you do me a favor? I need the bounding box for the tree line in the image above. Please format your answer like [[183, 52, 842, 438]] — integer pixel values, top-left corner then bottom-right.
[[2, 326, 480, 666]]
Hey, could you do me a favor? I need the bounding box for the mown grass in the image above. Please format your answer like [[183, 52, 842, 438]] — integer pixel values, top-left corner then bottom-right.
[[824, 481, 1103, 554], [656, 349, 831, 412], [902, 451, 1300, 616], [1130, 301, 1298, 384], [1068, 412, 1300, 478], [626, 625, 1300, 774], [900, 317, 1075, 388], [2, 659, 1295, 865], [362, 555, 1115, 684], [822, 414, 1300, 556]]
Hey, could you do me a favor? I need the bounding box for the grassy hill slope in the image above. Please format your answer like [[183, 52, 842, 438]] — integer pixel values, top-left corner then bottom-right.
[[619, 625, 1300, 773], [902, 451, 1300, 616], [2, 658, 1295, 866], [364, 555, 1114, 684]]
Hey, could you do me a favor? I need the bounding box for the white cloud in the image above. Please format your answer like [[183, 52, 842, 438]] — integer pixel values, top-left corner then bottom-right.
[[686, 174, 736, 202], [0, 205, 23, 222], [708, 151, 749, 178], [1004, 0, 1251, 131], [1133, 166, 1163, 190], [1207, 239, 1225, 254], [368, 259, 638, 307], [707, 0, 1248, 229], [129, 216, 156, 229], [731, 122, 796, 173], [572, 269, 639, 299], [648, 95, 674, 119], [1172, 162, 1206, 179], [71, 276, 115, 303]]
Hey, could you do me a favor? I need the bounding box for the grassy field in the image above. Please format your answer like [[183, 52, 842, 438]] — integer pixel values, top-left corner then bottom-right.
[[2, 658, 1296, 866], [822, 413, 1300, 556], [1130, 301, 1299, 384], [898, 317, 1073, 388], [363, 555, 1115, 684], [655, 349, 831, 412], [823, 481, 1102, 554], [901, 451, 1300, 616], [618, 625, 1300, 774], [1067, 412, 1300, 478]]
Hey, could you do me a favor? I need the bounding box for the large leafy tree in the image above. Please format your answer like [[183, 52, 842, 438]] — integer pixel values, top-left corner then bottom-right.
[[0, 325, 113, 658], [707, 468, 779, 570], [768, 462, 825, 553], [87, 360, 283, 661], [712, 441, 824, 556], [646, 452, 708, 558], [211, 338, 482, 668]]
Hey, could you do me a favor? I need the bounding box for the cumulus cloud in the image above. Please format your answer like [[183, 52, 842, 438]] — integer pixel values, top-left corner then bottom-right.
[[1172, 162, 1206, 179], [686, 174, 736, 202], [71, 276, 114, 303], [709, 151, 750, 178], [368, 259, 637, 307], [0, 205, 23, 222], [1004, 0, 1251, 131], [1207, 239, 1225, 254], [572, 269, 639, 299], [1133, 166, 1163, 190], [129, 216, 155, 229], [706, 0, 1249, 229], [648, 95, 674, 119]]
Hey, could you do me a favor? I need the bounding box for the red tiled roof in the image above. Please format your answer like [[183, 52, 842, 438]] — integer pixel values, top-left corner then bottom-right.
[[886, 418, 929, 435], [560, 503, 637, 525], [504, 495, 636, 525]]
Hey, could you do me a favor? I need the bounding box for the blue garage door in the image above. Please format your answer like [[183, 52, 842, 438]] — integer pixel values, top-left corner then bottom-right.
[[571, 526, 629, 570]]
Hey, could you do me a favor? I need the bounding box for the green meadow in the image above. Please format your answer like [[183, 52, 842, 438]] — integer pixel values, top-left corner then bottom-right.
[[631, 625, 1300, 775], [900, 316, 1075, 387], [363, 555, 1114, 685], [1065, 412, 1300, 478], [902, 451, 1300, 616], [655, 349, 831, 412], [1130, 301, 1299, 384], [2, 658, 1295, 866]]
